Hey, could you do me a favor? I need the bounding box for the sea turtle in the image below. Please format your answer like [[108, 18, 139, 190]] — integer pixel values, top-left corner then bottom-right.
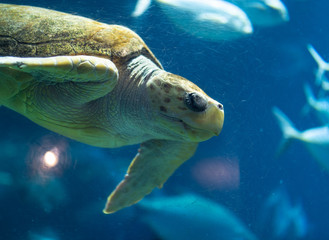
[[0, 4, 224, 213]]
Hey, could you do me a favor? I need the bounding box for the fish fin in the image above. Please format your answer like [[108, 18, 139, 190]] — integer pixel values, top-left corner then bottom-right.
[[132, 0, 151, 17], [307, 44, 329, 86], [272, 107, 299, 157], [244, 2, 267, 11], [103, 140, 198, 214]]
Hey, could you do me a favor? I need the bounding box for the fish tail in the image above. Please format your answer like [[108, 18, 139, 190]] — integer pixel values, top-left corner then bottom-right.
[[272, 107, 300, 157], [307, 44, 329, 85], [132, 0, 151, 17], [304, 83, 316, 107]]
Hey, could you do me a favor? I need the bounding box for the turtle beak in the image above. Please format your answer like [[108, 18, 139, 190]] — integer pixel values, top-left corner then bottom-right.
[[205, 100, 224, 136], [187, 99, 224, 138]]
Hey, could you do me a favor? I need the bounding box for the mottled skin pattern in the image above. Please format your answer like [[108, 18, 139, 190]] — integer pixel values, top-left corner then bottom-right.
[[0, 4, 224, 213]]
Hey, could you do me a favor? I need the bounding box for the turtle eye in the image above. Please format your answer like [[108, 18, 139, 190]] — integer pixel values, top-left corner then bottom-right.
[[184, 92, 208, 112]]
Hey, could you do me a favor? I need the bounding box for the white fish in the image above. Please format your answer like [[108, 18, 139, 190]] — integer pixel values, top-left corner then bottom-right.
[[272, 106, 329, 171], [139, 193, 258, 240], [307, 44, 329, 91], [304, 83, 329, 124], [132, 0, 253, 41], [228, 0, 289, 26]]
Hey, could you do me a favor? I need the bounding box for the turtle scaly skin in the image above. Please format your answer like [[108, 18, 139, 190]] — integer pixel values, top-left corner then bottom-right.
[[0, 4, 224, 213]]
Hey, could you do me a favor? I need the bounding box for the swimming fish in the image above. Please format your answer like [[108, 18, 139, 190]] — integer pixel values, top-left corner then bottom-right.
[[272, 106, 329, 171], [228, 0, 289, 26], [139, 193, 258, 240], [307, 44, 329, 91], [304, 83, 329, 124], [132, 0, 253, 41]]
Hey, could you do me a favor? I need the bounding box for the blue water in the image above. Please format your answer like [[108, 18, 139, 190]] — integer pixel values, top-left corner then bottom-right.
[[1, 0, 329, 239]]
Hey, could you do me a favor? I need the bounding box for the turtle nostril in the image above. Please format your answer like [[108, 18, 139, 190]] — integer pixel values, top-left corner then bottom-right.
[[217, 103, 224, 111]]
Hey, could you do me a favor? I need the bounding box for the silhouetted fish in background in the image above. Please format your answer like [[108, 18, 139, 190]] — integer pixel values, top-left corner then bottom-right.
[[303, 83, 329, 124], [139, 193, 258, 240], [307, 45, 329, 92], [272, 106, 329, 171], [227, 0, 289, 27], [132, 0, 253, 41], [257, 187, 308, 240]]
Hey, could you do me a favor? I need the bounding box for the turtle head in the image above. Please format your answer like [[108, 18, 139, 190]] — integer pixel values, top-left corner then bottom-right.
[[146, 72, 224, 142]]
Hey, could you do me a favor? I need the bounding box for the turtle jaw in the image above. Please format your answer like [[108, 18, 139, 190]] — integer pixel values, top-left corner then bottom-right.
[[180, 100, 224, 142], [194, 100, 224, 137], [158, 100, 224, 142]]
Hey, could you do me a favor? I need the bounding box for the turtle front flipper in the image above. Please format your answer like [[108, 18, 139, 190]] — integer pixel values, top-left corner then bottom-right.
[[103, 140, 198, 214], [0, 55, 118, 104], [0, 55, 119, 147]]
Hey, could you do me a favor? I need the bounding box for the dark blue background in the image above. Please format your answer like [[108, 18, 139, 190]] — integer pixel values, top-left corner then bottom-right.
[[1, 0, 329, 239]]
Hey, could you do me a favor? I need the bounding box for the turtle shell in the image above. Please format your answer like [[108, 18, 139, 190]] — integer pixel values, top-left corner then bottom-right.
[[0, 4, 162, 68]]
